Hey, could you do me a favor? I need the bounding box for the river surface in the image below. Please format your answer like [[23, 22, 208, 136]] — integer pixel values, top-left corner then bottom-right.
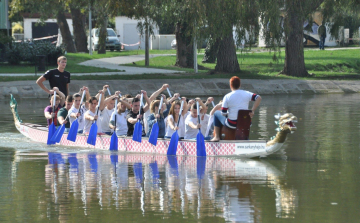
[[0, 94, 359, 222]]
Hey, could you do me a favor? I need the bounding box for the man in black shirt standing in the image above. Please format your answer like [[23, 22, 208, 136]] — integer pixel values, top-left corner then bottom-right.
[[36, 56, 70, 97]]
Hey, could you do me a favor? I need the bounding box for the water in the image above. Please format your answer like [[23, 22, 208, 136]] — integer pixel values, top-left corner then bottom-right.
[[1, 94, 360, 222]]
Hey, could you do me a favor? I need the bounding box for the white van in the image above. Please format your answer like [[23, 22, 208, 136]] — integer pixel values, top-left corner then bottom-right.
[[88, 28, 121, 51]]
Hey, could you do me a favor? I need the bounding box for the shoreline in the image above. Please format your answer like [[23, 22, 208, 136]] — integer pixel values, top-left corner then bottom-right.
[[1, 78, 360, 99]]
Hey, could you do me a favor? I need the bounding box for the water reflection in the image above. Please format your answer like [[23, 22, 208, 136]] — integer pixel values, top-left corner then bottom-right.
[[10, 152, 298, 221]]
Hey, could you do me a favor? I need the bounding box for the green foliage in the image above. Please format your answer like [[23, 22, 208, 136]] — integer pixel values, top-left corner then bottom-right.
[[5, 41, 64, 65], [0, 33, 13, 45]]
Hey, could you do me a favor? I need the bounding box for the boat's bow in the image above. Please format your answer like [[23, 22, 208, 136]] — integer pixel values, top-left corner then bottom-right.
[[264, 113, 297, 156], [10, 94, 22, 130]]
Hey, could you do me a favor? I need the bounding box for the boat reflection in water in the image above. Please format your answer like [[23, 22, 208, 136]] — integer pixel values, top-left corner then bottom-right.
[[42, 152, 298, 221]]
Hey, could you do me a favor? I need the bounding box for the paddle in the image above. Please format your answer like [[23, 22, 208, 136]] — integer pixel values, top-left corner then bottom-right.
[[67, 90, 86, 142], [196, 101, 206, 156], [50, 113, 69, 143], [148, 97, 163, 146], [132, 93, 144, 143], [166, 88, 172, 97], [109, 98, 118, 151], [87, 94, 102, 146], [47, 91, 57, 145], [167, 100, 184, 155]]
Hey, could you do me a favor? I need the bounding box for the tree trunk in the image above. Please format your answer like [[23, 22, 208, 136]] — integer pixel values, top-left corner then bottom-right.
[[70, 7, 88, 53], [145, 24, 149, 67], [175, 22, 193, 68], [281, 1, 308, 77], [98, 16, 108, 54], [56, 11, 76, 53], [202, 36, 220, 63], [215, 32, 240, 73]]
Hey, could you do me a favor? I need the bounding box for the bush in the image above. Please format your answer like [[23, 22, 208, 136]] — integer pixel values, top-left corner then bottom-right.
[[5, 41, 65, 65]]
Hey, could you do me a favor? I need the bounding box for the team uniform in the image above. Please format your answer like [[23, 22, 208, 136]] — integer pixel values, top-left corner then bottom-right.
[[68, 104, 88, 133], [110, 111, 128, 136], [184, 115, 199, 139], [43, 69, 70, 97], [83, 110, 103, 134], [221, 90, 259, 129], [99, 107, 114, 135], [44, 105, 62, 126]]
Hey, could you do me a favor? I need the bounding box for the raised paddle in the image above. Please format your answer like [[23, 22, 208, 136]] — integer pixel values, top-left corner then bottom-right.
[[47, 91, 57, 145], [196, 101, 206, 156], [67, 90, 86, 142], [87, 94, 102, 146], [148, 96, 163, 146], [109, 98, 118, 151], [166, 88, 172, 97], [167, 100, 184, 155], [132, 93, 143, 143]]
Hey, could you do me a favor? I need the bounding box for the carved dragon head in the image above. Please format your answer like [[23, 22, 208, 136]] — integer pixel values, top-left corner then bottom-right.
[[267, 113, 297, 146], [276, 113, 297, 133]]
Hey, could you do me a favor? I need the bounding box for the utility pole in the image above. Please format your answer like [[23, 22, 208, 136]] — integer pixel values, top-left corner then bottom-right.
[[89, 3, 93, 55], [5, 0, 9, 36]]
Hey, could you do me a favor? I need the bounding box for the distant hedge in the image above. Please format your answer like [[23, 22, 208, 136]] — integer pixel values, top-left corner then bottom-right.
[[5, 41, 65, 65]]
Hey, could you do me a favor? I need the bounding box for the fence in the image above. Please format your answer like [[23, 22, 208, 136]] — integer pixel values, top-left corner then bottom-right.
[[151, 35, 175, 50]]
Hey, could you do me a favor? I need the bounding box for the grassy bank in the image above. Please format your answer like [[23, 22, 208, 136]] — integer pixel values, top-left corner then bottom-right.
[[0, 50, 177, 74], [125, 48, 360, 79]]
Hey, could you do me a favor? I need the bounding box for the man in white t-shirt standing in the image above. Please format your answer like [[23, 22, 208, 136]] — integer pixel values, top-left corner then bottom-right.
[[185, 103, 202, 139], [211, 76, 261, 142]]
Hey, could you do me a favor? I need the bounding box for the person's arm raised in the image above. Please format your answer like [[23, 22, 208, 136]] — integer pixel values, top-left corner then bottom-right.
[[53, 87, 65, 106], [149, 84, 169, 101], [142, 90, 151, 113]]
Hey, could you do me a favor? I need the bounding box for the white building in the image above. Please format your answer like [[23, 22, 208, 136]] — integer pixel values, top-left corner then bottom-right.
[[23, 14, 73, 41]]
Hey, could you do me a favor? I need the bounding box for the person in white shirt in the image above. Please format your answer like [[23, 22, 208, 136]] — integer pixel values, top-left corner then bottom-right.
[[185, 102, 202, 139], [211, 76, 261, 142], [84, 90, 106, 134], [165, 98, 190, 139], [98, 90, 121, 135], [109, 96, 132, 136], [68, 86, 90, 134]]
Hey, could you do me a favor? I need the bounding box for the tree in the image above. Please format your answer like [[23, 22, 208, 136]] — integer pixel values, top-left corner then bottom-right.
[[68, 0, 89, 53]]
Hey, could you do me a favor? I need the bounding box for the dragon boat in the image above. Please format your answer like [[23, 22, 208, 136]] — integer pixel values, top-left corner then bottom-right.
[[10, 94, 297, 158]]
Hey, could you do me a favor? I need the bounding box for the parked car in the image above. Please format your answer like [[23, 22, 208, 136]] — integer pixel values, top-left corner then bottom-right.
[[88, 28, 121, 51]]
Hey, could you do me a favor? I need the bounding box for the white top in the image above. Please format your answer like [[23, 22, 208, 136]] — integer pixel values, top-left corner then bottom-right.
[[68, 104, 88, 130], [99, 107, 114, 133], [83, 109, 103, 134], [185, 114, 199, 139], [199, 113, 210, 136], [165, 112, 188, 138], [143, 109, 151, 134], [222, 90, 254, 120], [110, 111, 128, 136]]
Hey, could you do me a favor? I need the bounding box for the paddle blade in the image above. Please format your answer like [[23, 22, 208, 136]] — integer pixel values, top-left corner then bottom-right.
[[67, 119, 79, 142], [47, 123, 56, 145], [87, 123, 98, 146], [148, 123, 159, 146], [50, 125, 62, 144], [196, 130, 206, 156], [109, 133, 118, 151], [132, 121, 142, 143], [52, 124, 65, 143], [167, 131, 179, 155]]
